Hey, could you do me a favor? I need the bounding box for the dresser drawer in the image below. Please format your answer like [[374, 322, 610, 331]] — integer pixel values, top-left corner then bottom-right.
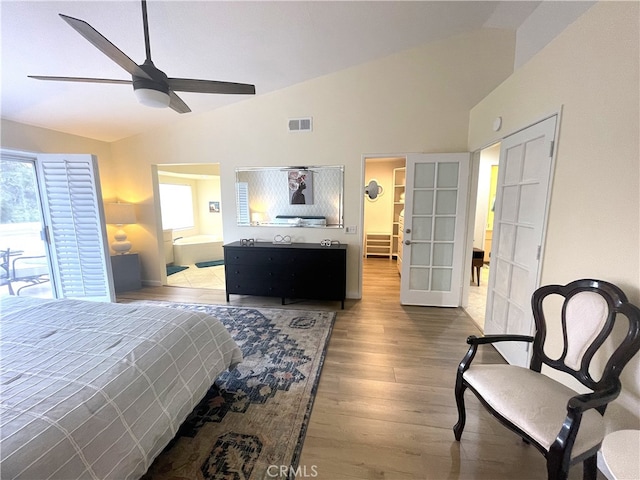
[[225, 268, 280, 295], [225, 248, 293, 267]]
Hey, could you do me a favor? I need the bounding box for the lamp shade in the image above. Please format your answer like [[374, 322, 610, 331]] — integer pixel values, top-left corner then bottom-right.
[[105, 203, 136, 225]]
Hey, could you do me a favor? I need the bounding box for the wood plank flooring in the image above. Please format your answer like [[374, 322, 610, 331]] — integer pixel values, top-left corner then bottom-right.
[[120, 258, 595, 480]]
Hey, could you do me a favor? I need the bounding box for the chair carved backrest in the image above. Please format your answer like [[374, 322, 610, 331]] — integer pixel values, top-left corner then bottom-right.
[[530, 279, 640, 398]]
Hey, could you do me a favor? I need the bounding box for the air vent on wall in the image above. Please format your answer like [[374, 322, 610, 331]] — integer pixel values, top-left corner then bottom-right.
[[288, 117, 313, 133]]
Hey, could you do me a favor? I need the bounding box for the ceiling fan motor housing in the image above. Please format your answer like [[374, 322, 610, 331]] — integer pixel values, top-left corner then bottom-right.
[[132, 60, 169, 94]]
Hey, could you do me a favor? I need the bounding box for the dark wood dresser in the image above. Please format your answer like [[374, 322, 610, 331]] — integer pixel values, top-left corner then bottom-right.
[[223, 241, 347, 308]]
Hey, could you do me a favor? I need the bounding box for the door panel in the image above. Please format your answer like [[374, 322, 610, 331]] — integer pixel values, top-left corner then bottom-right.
[[0, 155, 54, 298], [484, 116, 557, 366], [400, 153, 470, 306], [37, 154, 115, 302]]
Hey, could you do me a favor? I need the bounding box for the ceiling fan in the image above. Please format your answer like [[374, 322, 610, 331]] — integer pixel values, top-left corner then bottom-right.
[[28, 0, 255, 113]]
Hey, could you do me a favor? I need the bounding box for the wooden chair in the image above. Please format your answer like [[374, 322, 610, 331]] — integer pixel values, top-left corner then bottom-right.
[[453, 279, 640, 480]]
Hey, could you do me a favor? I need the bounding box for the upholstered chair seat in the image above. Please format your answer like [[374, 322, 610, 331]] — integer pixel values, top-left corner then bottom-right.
[[453, 279, 640, 480], [464, 365, 604, 458]]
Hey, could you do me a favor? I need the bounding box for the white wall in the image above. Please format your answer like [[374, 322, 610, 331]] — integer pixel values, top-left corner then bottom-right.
[[109, 27, 516, 298], [469, 1, 640, 431], [0, 119, 116, 198], [196, 178, 223, 237]]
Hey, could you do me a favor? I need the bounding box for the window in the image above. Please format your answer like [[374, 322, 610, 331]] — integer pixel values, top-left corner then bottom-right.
[[159, 183, 195, 230]]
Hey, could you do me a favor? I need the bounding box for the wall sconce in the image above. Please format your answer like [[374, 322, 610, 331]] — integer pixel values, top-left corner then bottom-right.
[[105, 202, 137, 254], [364, 179, 384, 201]]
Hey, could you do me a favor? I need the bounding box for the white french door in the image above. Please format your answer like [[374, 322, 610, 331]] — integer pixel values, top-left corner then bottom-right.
[[484, 116, 557, 366], [400, 153, 470, 306]]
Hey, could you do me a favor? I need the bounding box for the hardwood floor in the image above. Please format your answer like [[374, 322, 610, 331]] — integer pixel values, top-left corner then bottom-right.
[[120, 258, 594, 480]]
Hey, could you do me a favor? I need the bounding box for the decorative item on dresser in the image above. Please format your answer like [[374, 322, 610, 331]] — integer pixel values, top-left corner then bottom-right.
[[223, 241, 347, 309]]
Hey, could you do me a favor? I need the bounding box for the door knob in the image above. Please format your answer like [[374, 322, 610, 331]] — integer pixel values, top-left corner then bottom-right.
[[405, 228, 411, 234], [405, 240, 411, 245]]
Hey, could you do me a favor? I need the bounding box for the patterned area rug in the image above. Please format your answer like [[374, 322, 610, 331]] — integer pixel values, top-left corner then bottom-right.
[[129, 301, 336, 480]]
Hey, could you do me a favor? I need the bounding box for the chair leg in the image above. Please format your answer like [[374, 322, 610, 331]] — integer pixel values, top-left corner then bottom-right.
[[546, 453, 569, 480], [453, 380, 467, 440], [582, 455, 597, 480]]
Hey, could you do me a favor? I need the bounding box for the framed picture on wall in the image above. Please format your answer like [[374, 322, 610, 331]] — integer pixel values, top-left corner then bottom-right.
[[288, 170, 313, 205], [209, 201, 220, 213]]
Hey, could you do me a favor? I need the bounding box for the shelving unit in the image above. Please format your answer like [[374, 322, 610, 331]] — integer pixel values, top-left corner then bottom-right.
[[392, 167, 406, 258], [364, 233, 393, 258]]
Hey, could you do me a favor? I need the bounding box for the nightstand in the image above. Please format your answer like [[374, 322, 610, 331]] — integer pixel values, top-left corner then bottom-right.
[[110, 253, 142, 293]]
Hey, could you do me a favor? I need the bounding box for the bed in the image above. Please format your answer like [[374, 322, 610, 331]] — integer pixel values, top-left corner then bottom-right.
[[0, 296, 243, 480]]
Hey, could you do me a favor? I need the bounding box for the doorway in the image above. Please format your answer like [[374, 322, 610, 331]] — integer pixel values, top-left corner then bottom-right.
[[153, 163, 226, 290], [465, 143, 500, 330], [484, 115, 557, 367], [361, 153, 471, 307], [362, 156, 406, 295]]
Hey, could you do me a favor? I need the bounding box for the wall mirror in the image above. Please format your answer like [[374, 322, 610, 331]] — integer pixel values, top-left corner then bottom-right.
[[235, 166, 344, 228]]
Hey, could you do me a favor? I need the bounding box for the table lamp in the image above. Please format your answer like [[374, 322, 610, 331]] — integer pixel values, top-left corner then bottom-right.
[[105, 202, 136, 254]]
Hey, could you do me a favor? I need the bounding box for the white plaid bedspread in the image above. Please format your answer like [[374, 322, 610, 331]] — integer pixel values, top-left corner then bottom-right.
[[0, 297, 242, 480]]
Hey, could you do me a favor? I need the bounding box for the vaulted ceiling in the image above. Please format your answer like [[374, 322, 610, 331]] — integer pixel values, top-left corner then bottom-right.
[[2, 1, 548, 142]]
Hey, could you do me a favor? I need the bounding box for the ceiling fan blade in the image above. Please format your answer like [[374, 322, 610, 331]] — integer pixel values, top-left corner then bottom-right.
[[29, 75, 132, 85], [168, 78, 256, 95], [168, 91, 191, 114], [59, 13, 152, 80]]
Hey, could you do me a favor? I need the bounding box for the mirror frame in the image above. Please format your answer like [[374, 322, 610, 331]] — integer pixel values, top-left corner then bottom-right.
[[235, 165, 344, 228]]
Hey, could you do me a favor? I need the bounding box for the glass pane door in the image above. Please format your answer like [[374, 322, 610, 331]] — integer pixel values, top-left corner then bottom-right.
[[400, 153, 469, 306], [0, 157, 53, 298]]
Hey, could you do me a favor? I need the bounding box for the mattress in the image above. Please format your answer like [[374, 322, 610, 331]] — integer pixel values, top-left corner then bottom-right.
[[0, 296, 243, 480]]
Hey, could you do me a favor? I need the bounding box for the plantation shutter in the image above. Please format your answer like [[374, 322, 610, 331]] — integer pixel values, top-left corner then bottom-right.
[[36, 154, 115, 302], [236, 182, 250, 224]]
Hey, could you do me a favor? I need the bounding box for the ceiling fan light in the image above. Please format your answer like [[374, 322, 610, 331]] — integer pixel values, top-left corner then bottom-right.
[[134, 88, 170, 108]]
